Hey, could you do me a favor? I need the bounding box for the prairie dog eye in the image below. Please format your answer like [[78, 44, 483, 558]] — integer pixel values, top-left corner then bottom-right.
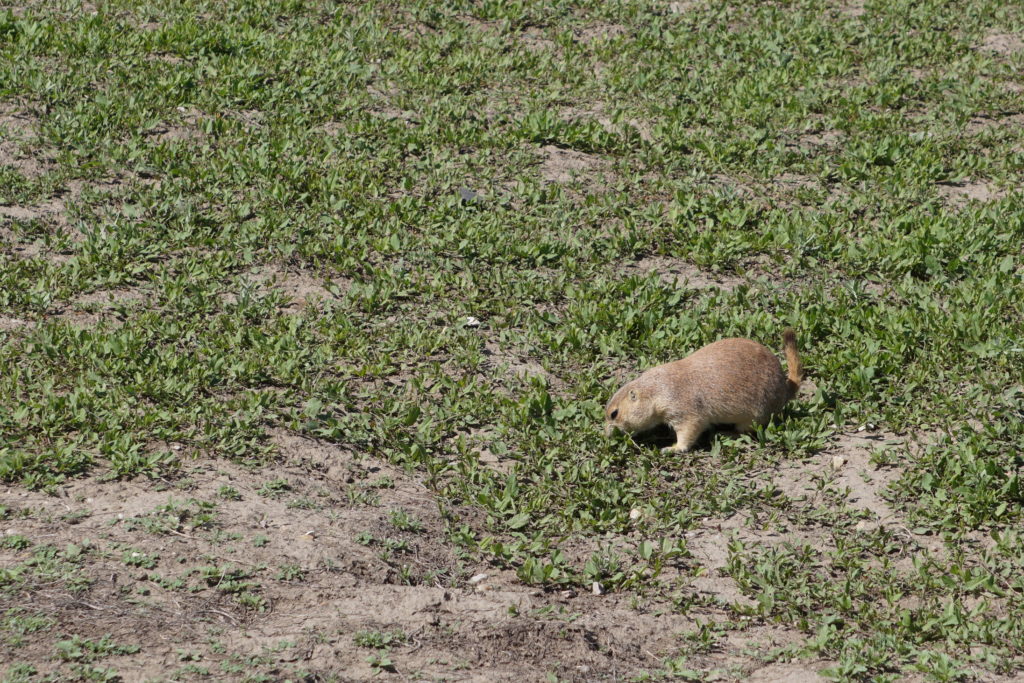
[[610, 409, 618, 420]]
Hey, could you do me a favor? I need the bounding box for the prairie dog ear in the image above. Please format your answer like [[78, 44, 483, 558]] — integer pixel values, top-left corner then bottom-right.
[[629, 389, 637, 401]]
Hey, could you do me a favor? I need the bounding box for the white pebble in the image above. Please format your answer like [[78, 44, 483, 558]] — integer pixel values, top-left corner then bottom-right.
[[468, 573, 488, 585], [629, 508, 642, 521], [592, 582, 603, 595], [831, 455, 846, 470]]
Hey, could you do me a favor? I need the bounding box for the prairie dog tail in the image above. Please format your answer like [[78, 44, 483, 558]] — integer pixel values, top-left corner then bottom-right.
[[782, 328, 802, 398]]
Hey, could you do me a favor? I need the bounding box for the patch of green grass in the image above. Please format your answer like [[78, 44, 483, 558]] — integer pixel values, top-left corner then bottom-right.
[[285, 496, 319, 510], [356, 532, 412, 555], [56, 634, 140, 663], [388, 508, 425, 533], [216, 485, 242, 501], [0, 543, 93, 597], [122, 549, 159, 569], [122, 498, 217, 535], [1, 609, 55, 647], [256, 479, 290, 499], [194, 564, 267, 611], [274, 564, 304, 582], [2, 662, 39, 683], [353, 629, 407, 649], [0, 534, 32, 551]]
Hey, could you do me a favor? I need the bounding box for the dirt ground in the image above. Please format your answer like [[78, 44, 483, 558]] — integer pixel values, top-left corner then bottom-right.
[[0, 425, 892, 681]]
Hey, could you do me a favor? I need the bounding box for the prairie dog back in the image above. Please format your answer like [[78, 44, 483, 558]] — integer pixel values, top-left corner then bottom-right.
[[604, 329, 802, 453]]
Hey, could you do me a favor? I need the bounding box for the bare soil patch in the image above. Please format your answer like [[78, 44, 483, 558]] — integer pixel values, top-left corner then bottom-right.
[[979, 32, 1024, 56], [228, 264, 350, 310], [0, 144, 55, 181], [936, 180, 1005, 208], [518, 27, 556, 53], [771, 429, 951, 558], [537, 145, 612, 185], [0, 103, 38, 139], [773, 429, 902, 517], [576, 23, 627, 43], [48, 286, 153, 328], [0, 315, 34, 332], [0, 198, 65, 224], [748, 661, 830, 682], [560, 105, 655, 143], [795, 129, 844, 148], [773, 173, 817, 192], [965, 112, 1024, 135], [482, 339, 557, 386], [0, 102, 57, 181], [668, 1, 703, 14], [464, 427, 517, 474], [833, 0, 866, 18], [2, 176, 123, 242], [0, 433, 819, 680], [625, 255, 745, 291], [145, 123, 204, 144]]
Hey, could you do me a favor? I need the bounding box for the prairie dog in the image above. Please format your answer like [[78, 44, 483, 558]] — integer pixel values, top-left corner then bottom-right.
[[604, 329, 803, 453]]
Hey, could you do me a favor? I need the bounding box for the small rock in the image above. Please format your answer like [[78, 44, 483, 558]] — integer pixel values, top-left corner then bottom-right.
[[468, 573, 488, 585], [559, 589, 576, 599], [629, 508, 642, 521], [464, 316, 481, 328], [4, 528, 17, 536], [576, 665, 592, 674], [831, 455, 846, 470], [592, 581, 603, 595]]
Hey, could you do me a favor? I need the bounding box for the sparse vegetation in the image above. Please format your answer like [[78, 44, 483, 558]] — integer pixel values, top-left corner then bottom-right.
[[1, 0, 1023, 679]]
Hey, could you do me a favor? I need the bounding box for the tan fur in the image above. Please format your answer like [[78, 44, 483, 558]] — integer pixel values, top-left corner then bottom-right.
[[604, 328, 803, 453]]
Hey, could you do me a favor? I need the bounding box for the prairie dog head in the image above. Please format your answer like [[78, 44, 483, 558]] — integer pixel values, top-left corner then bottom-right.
[[604, 380, 659, 437]]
